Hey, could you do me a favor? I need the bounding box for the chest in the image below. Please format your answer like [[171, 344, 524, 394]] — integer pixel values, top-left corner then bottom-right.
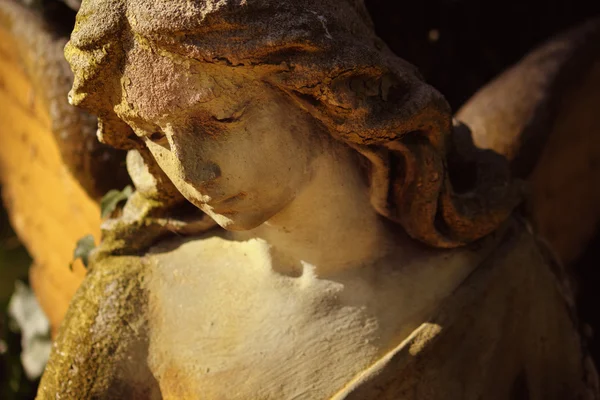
[[143, 235, 479, 399]]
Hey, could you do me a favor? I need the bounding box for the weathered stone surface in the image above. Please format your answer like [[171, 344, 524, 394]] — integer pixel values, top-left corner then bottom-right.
[[65, 0, 518, 249], [30, 0, 599, 398], [0, 1, 127, 332]]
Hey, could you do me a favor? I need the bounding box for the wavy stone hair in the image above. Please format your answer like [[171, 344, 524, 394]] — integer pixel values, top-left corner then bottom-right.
[[65, 0, 518, 248]]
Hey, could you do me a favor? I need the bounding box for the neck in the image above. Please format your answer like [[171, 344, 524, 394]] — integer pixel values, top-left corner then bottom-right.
[[233, 145, 396, 277]]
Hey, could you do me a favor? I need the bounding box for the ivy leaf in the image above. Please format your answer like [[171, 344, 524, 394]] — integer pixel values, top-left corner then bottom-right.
[[100, 185, 133, 219], [71, 234, 96, 270]]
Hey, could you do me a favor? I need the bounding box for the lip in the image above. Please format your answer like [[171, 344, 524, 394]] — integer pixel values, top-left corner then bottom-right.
[[211, 191, 248, 205], [206, 192, 251, 216], [219, 192, 248, 204]]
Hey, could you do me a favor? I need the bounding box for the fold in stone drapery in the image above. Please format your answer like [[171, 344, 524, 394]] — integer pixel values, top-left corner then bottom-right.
[[334, 220, 598, 400]]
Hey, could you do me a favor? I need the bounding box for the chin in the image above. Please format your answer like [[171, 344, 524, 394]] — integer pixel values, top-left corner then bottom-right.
[[202, 198, 289, 232], [203, 208, 268, 231], [222, 215, 269, 231]]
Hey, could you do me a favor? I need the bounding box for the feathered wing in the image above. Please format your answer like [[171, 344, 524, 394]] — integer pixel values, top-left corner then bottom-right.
[[0, 0, 108, 333], [457, 17, 600, 265]]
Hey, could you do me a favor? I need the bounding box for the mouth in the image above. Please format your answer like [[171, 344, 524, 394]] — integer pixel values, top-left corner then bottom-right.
[[213, 191, 248, 205], [185, 190, 247, 219], [197, 204, 235, 228], [206, 192, 248, 216]]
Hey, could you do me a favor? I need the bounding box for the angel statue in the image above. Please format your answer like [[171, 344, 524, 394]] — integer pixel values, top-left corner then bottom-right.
[[34, 0, 598, 399]]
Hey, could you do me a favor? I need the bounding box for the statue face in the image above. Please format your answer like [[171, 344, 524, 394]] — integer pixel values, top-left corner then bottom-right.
[[115, 42, 317, 230]]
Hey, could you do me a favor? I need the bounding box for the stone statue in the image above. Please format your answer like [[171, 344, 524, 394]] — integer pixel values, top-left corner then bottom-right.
[[35, 0, 598, 399]]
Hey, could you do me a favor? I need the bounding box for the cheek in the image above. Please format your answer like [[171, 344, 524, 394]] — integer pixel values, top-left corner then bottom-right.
[[216, 128, 310, 206], [253, 127, 312, 193]]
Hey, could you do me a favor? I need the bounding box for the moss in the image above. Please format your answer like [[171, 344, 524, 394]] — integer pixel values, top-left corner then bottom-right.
[[37, 253, 157, 399]]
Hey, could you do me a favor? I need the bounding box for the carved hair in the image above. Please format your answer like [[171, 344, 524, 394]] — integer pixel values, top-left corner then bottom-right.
[[65, 0, 518, 248]]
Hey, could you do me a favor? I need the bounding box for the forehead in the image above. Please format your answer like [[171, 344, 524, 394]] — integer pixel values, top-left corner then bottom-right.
[[119, 41, 252, 122]]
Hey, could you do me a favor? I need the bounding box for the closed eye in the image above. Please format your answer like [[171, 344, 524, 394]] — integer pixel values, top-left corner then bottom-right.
[[212, 115, 239, 123], [211, 105, 247, 124], [147, 130, 171, 150], [149, 131, 165, 141]]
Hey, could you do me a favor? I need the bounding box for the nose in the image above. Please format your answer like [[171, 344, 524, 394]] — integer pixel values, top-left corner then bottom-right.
[[168, 131, 222, 185]]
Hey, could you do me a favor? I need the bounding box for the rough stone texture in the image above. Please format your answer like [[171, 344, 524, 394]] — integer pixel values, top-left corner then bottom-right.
[[65, 0, 519, 249], [32, 0, 598, 399], [36, 252, 161, 400]]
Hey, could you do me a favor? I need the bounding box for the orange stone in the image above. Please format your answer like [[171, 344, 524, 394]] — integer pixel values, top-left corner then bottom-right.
[[0, 7, 100, 335]]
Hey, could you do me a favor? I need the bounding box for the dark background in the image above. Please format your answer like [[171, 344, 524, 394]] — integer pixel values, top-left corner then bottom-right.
[[366, 0, 600, 109]]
